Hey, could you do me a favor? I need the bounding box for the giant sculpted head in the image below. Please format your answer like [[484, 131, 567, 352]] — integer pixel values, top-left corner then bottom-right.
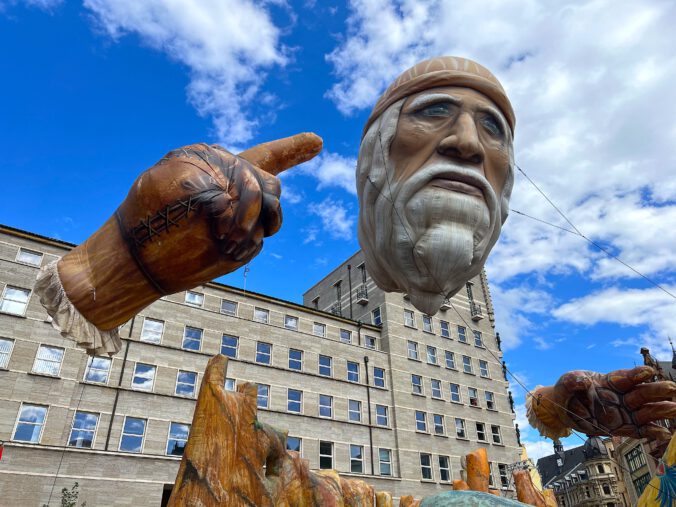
[[357, 57, 516, 315]]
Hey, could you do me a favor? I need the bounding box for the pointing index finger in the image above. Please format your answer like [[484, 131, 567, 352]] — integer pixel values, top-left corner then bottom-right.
[[238, 132, 323, 176]]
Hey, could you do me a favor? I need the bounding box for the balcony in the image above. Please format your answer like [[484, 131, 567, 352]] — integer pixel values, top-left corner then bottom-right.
[[440, 298, 451, 311], [470, 302, 483, 321], [356, 285, 369, 305], [329, 303, 342, 317]]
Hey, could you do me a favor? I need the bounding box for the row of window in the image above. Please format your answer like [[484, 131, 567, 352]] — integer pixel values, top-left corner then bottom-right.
[[182, 292, 380, 349], [410, 374, 497, 409], [413, 411, 503, 444], [407, 344, 491, 376], [254, 383, 391, 425], [402, 310, 484, 344]]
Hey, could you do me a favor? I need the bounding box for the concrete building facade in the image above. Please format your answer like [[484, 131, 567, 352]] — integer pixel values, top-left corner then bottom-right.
[[0, 224, 520, 505]]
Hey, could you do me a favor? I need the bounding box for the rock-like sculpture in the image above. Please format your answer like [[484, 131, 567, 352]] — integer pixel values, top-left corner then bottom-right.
[[356, 56, 514, 316], [35, 134, 322, 355]]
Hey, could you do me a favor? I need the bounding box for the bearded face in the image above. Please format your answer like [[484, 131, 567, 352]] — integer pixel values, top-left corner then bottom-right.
[[356, 86, 514, 315]]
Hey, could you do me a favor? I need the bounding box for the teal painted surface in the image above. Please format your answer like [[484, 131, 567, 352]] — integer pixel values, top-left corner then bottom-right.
[[419, 491, 529, 506]]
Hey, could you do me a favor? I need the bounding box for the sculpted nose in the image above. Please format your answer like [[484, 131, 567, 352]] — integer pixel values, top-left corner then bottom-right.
[[437, 112, 484, 165]]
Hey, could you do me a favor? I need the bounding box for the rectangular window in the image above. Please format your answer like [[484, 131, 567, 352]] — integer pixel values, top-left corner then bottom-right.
[[438, 456, 451, 482], [221, 334, 238, 358], [499, 464, 509, 488], [350, 444, 364, 473], [167, 422, 190, 456], [288, 349, 303, 371], [287, 389, 302, 413], [17, 248, 43, 266], [284, 315, 298, 330], [445, 351, 456, 369], [440, 320, 450, 338], [287, 436, 302, 454], [468, 387, 479, 407], [182, 326, 203, 351], [120, 417, 146, 453], [313, 322, 326, 337], [379, 449, 392, 476], [633, 472, 652, 496], [340, 329, 352, 344], [319, 394, 333, 418], [372, 307, 382, 326], [476, 422, 487, 442], [474, 330, 483, 347], [220, 299, 237, 316], [422, 315, 433, 333], [376, 405, 389, 426], [458, 325, 467, 343], [1, 286, 30, 316], [13, 404, 47, 443], [224, 378, 236, 391], [0, 337, 14, 368], [68, 411, 99, 448], [431, 379, 442, 399], [462, 355, 473, 374], [450, 383, 461, 403], [491, 425, 502, 444], [132, 363, 156, 391], [626, 447, 647, 472], [319, 441, 333, 469], [420, 453, 433, 480], [348, 399, 362, 422], [433, 414, 445, 435], [455, 418, 467, 439], [373, 367, 385, 388], [140, 317, 163, 343], [407, 341, 419, 360], [176, 370, 197, 397], [426, 345, 438, 365], [319, 355, 332, 376], [415, 410, 427, 432], [347, 361, 359, 382], [485, 391, 495, 410], [365, 335, 376, 349], [479, 360, 490, 378], [254, 307, 269, 323], [257, 384, 270, 409], [411, 374, 423, 395], [404, 309, 416, 327], [32, 345, 64, 376], [84, 356, 111, 384], [256, 342, 272, 365], [185, 291, 204, 307]]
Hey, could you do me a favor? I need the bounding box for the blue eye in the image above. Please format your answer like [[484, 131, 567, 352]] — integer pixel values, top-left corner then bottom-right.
[[419, 103, 452, 117], [481, 115, 503, 137]]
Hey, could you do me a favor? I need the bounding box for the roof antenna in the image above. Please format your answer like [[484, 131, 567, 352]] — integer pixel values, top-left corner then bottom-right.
[[243, 264, 251, 295]]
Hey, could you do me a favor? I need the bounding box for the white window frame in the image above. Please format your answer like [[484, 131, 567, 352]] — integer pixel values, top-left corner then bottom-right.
[[257, 384, 270, 409], [313, 322, 326, 337], [379, 448, 392, 476], [166, 421, 190, 456], [364, 335, 376, 349], [476, 422, 487, 442], [350, 444, 364, 474], [119, 416, 147, 453], [373, 367, 385, 388], [479, 360, 490, 378], [445, 350, 456, 369], [140, 317, 164, 344], [319, 441, 334, 469], [254, 307, 270, 324], [468, 387, 480, 407], [286, 436, 302, 454], [131, 363, 157, 391], [485, 391, 496, 410], [84, 356, 112, 384], [458, 325, 467, 343], [288, 348, 303, 371], [68, 410, 99, 448], [284, 315, 299, 330], [287, 389, 303, 414], [491, 425, 502, 444], [433, 413, 445, 435], [439, 455, 451, 482], [224, 378, 236, 391], [184, 291, 204, 307], [319, 394, 333, 418], [12, 403, 48, 443], [420, 453, 433, 480], [0, 285, 31, 316], [0, 337, 15, 369], [221, 334, 239, 359], [411, 374, 423, 395], [220, 299, 238, 316], [455, 418, 467, 439], [431, 379, 442, 399], [499, 463, 509, 488], [415, 410, 427, 432], [182, 326, 203, 351], [348, 399, 362, 422], [347, 361, 359, 383], [426, 345, 437, 365], [422, 315, 433, 333], [376, 405, 389, 426], [450, 383, 462, 403], [32, 344, 65, 376], [318, 355, 332, 377], [404, 309, 416, 328], [255, 342, 272, 365], [474, 330, 483, 347], [440, 320, 450, 338], [371, 307, 382, 326], [175, 370, 198, 398], [16, 248, 43, 267], [340, 329, 352, 344], [462, 355, 473, 374], [407, 340, 419, 360]]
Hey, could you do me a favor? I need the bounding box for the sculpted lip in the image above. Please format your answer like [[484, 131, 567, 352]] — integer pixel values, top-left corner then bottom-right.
[[428, 177, 484, 198]]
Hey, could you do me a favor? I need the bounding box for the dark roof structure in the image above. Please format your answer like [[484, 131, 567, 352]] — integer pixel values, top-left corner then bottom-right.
[[537, 444, 588, 487]]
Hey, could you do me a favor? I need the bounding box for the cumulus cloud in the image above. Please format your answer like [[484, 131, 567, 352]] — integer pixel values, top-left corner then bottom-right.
[[0, 0, 62, 11], [300, 151, 357, 195], [83, 0, 288, 146], [308, 198, 355, 240]]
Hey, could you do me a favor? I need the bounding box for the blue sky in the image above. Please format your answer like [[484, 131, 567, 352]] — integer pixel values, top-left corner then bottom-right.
[[2, 0, 676, 461]]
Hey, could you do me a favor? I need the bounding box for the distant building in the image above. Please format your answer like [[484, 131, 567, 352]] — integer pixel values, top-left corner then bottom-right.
[[0, 224, 520, 505], [537, 437, 629, 506]]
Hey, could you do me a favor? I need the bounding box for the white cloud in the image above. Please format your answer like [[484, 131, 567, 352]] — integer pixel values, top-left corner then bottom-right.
[[308, 198, 355, 240], [0, 0, 62, 11], [83, 0, 288, 146], [300, 151, 357, 195], [523, 439, 555, 463]]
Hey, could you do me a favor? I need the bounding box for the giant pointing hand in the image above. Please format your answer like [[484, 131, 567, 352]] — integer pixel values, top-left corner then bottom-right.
[[36, 133, 322, 355]]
